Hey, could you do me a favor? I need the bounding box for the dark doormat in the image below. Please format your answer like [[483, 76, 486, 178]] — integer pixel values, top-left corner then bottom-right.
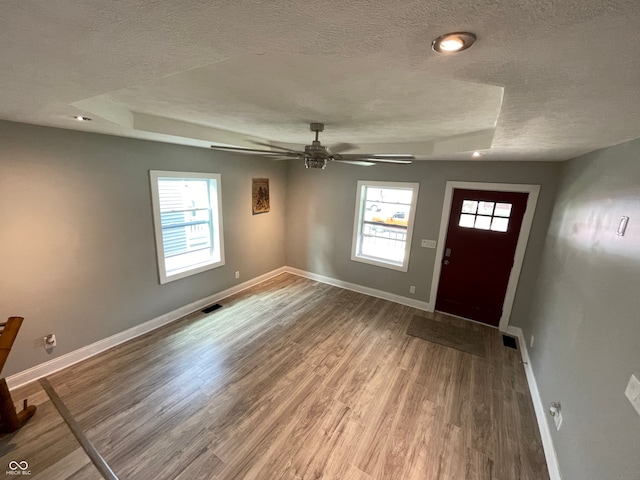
[[406, 315, 486, 357]]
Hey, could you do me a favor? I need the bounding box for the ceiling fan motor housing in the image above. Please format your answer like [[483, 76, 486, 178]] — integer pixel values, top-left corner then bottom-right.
[[305, 141, 327, 156]]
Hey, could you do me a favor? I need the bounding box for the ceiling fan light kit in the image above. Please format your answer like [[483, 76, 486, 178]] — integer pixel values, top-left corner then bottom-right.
[[304, 157, 328, 169], [211, 123, 414, 169]]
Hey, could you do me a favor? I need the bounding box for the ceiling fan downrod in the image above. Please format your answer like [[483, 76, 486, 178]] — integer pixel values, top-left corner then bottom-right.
[[310, 122, 324, 137]]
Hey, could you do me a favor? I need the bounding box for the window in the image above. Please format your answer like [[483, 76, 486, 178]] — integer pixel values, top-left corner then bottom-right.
[[351, 181, 420, 272], [459, 199, 512, 232], [150, 171, 225, 284]]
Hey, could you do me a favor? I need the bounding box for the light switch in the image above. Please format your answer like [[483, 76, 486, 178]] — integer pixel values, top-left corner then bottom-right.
[[421, 239, 437, 248], [625, 374, 640, 416]]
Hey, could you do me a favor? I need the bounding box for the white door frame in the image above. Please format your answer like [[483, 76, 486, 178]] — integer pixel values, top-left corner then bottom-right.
[[429, 181, 540, 331]]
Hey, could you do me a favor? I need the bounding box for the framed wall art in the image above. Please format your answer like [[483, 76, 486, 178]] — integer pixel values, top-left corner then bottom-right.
[[252, 178, 270, 214]]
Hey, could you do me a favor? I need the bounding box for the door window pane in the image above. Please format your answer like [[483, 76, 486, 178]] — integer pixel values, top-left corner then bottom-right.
[[491, 217, 509, 232], [478, 201, 495, 215], [494, 203, 512, 217], [459, 214, 476, 228], [474, 215, 492, 230], [461, 200, 478, 214]]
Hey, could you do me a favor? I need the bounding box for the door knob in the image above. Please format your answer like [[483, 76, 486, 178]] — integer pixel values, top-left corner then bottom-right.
[[443, 259, 450, 265]]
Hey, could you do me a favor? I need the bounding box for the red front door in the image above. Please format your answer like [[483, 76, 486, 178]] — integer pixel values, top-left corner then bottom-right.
[[435, 188, 528, 327]]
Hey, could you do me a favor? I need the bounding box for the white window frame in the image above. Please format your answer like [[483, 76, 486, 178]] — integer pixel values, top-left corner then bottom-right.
[[350, 180, 420, 272], [150, 170, 225, 284]]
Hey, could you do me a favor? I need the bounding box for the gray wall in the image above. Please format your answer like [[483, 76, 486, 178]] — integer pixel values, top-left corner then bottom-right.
[[520, 139, 640, 480], [285, 159, 561, 325], [0, 121, 287, 377]]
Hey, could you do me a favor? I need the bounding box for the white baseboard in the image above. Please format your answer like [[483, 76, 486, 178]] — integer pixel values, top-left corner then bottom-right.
[[6, 266, 288, 390], [506, 326, 562, 480], [284, 267, 432, 312]]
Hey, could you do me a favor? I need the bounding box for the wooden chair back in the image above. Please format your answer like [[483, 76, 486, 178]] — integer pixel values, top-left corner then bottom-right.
[[0, 317, 23, 375]]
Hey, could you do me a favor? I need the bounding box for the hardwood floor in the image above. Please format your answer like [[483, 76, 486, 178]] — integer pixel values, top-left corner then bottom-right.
[[1, 273, 549, 479]]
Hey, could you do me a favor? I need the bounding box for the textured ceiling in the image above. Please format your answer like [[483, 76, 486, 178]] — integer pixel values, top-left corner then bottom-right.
[[1, 0, 639, 161]]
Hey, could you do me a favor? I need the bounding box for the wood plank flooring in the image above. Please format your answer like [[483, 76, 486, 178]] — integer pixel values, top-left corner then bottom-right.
[[1, 273, 549, 479]]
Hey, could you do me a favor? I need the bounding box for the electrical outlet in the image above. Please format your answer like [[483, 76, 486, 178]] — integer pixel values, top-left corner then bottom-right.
[[235, 271, 240, 279], [409, 285, 416, 294], [43, 334, 56, 349], [530, 335, 535, 348]]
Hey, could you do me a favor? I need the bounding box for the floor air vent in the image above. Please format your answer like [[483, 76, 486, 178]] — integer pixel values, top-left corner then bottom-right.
[[202, 303, 223, 314], [502, 335, 518, 349]]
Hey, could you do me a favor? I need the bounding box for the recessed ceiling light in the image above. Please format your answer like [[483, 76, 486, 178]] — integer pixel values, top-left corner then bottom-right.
[[432, 32, 476, 54], [73, 115, 92, 121], [472, 151, 481, 158]]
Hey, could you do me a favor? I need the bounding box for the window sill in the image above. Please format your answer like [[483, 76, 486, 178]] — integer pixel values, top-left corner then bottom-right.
[[160, 258, 225, 284], [351, 254, 408, 272]]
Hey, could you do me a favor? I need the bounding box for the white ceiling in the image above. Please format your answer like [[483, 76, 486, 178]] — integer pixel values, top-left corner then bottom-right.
[[2, 0, 639, 161]]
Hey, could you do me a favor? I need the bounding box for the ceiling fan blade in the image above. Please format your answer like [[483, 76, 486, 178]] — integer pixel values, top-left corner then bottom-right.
[[338, 153, 414, 160], [371, 154, 414, 159], [335, 154, 413, 164], [332, 159, 376, 166], [250, 141, 305, 154], [211, 145, 300, 157], [327, 142, 357, 154], [364, 158, 413, 164]]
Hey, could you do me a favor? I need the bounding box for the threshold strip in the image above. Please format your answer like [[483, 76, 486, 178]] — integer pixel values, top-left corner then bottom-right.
[[39, 378, 119, 480]]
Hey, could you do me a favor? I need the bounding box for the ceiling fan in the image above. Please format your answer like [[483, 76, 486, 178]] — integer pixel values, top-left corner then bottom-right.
[[210, 123, 413, 169]]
